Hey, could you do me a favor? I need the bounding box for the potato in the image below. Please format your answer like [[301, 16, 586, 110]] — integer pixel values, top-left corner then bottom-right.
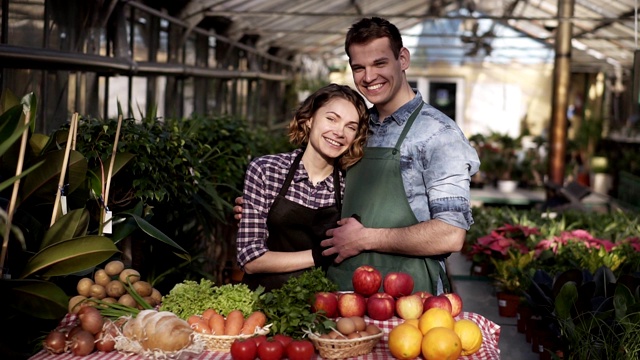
[[104, 260, 125, 276], [118, 294, 138, 308], [94, 269, 111, 287], [132, 281, 152, 297], [105, 280, 126, 298], [89, 284, 107, 299], [150, 288, 162, 304], [69, 295, 88, 314], [119, 269, 140, 284], [76, 278, 94, 297]]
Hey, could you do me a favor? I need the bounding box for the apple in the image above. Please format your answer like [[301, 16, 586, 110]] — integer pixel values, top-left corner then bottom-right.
[[351, 265, 382, 296], [311, 292, 339, 318], [366, 292, 396, 321], [413, 290, 433, 304], [337, 292, 367, 318], [443, 292, 463, 317], [422, 294, 453, 314], [395, 294, 424, 320], [383, 271, 414, 298]]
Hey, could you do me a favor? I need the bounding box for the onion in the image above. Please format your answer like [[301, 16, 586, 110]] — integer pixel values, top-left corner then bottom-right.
[[66, 325, 83, 339], [95, 320, 118, 352], [69, 330, 95, 356], [43, 330, 67, 354], [78, 305, 104, 335]]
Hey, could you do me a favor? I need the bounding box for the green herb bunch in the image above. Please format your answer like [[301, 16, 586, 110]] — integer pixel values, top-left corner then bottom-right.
[[258, 268, 338, 339]]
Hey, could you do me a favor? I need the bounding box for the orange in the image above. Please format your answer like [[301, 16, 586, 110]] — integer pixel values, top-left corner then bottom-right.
[[387, 323, 423, 360], [418, 308, 455, 335], [421, 327, 462, 360], [403, 319, 419, 328], [454, 319, 483, 355]]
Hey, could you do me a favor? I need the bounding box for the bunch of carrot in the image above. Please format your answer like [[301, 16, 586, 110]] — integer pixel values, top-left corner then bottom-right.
[[187, 309, 267, 336]]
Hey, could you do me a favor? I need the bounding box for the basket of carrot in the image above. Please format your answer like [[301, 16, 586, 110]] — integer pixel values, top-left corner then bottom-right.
[[189, 309, 270, 352]]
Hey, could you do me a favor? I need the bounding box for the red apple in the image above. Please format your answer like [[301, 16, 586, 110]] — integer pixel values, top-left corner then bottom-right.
[[443, 292, 463, 317], [352, 265, 382, 296], [413, 290, 433, 304], [337, 292, 366, 318], [311, 292, 339, 318], [383, 272, 414, 298], [422, 294, 453, 314], [366, 292, 396, 321], [395, 294, 424, 320]]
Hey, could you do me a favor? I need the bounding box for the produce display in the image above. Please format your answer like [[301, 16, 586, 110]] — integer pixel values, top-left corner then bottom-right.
[[39, 263, 499, 359]]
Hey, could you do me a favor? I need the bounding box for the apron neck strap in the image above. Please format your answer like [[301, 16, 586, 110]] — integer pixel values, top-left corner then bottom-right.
[[279, 150, 342, 212], [394, 102, 425, 150]]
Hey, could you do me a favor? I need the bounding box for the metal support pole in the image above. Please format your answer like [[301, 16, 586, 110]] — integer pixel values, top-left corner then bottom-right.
[[548, 0, 575, 187]]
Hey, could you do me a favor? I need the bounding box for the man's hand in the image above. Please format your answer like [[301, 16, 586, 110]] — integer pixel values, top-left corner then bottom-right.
[[233, 196, 243, 222], [322, 217, 369, 263]]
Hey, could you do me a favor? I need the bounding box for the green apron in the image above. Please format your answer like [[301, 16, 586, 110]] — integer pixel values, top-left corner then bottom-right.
[[326, 103, 450, 294]]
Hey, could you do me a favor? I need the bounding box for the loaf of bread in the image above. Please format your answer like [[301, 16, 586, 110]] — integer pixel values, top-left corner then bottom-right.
[[122, 309, 193, 352]]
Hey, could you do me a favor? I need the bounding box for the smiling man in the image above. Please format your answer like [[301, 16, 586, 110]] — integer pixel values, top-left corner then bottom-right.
[[322, 17, 481, 295]]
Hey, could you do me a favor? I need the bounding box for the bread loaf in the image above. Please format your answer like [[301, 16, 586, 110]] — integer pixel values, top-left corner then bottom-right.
[[122, 310, 193, 352]]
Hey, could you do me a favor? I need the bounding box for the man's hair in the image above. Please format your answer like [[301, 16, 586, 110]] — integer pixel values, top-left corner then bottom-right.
[[345, 17, 404, 59], [288, 83, 369, 169]]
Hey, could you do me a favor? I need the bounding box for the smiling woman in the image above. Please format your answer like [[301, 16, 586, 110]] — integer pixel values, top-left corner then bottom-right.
[[236, 84, 370, 292]]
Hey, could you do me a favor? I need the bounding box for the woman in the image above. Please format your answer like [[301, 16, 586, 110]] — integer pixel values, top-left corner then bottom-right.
[[236, 84, 369, 291]]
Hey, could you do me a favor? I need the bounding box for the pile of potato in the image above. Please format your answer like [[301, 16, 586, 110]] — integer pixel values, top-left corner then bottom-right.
[[68, 260, 162, 313]]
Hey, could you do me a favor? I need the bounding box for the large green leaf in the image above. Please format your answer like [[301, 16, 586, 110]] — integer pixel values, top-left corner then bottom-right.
[[119, 211, 190, 259], [88, 152, 136, 198], [0, 160, 44, 193], [0, 88, 20, 113], [20, 150, 88, 203], [20, 235, 119, 278], [40, 208, 90, 249], [555, 281, 579, 320], [0, 105, 26, 157], [1, 279, 68, 319]]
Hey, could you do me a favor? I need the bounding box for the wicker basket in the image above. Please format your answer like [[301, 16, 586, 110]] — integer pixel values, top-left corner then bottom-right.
[[195, 328, 270, 352], [308, 332, 383, 359]]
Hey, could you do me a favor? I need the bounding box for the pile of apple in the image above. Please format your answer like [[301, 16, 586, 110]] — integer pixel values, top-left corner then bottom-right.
[[311, 265, 463, 321]]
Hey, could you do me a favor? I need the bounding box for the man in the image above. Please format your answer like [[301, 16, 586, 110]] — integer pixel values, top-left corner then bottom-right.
[[319, 17, 480, 295], [236, 17, 480, 295]]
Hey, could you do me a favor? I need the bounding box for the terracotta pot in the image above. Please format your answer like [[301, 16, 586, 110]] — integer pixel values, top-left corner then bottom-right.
[[496, 291, 520, 317], [525, 316, 542, 343]]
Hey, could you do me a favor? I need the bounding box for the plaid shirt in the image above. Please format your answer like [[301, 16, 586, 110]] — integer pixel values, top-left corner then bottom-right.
[[236, 148, 345, 268]]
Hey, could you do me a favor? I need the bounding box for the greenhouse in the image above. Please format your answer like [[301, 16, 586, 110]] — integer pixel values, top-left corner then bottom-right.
[[1, 0, 640, 359]]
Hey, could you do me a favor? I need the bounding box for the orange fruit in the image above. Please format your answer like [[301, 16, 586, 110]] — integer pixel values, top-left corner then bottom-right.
[[454, 319, 483, 355], [421, 327, 462, 360], [418, 308, 455, 335], [403, 319, 419, 328], [387, 323, 423, 360]]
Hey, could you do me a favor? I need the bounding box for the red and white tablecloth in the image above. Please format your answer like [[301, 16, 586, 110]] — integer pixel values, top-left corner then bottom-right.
[[30, 312, 500, 360]]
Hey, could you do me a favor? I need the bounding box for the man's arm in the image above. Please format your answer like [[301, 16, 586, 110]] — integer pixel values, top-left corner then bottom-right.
[[322, 217, 465, 263]]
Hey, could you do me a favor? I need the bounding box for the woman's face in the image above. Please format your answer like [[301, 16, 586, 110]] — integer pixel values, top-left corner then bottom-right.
[[306, 97, 361, 161]]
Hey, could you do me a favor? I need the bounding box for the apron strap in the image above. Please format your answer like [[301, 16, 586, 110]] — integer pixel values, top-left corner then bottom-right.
[[277, 151, 304, 197], [392, 102, 425, 151]]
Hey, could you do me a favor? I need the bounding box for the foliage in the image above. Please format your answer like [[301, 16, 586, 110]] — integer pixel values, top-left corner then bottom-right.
[[490, 250, 536, 294], [526, 266, 640, 359]]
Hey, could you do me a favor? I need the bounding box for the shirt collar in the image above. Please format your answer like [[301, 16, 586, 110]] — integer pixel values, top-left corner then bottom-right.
[[369, 90, 423, 126], [284, 148, 339, 190]]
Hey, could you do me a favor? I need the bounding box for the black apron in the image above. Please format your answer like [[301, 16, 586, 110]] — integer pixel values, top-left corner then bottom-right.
[[326, 103, 450, 294], [243, 151, 341, 292]]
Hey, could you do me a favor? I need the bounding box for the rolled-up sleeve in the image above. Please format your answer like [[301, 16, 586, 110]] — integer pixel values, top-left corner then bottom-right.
[[236, 160, 270, 268]]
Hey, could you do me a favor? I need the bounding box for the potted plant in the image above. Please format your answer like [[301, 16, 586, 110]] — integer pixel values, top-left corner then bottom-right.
[[490, 250, 536, 317], [483, 132, 522, 192]]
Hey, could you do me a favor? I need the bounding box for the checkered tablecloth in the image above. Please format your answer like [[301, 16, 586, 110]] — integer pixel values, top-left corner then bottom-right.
[[30, 312, 499, 360]]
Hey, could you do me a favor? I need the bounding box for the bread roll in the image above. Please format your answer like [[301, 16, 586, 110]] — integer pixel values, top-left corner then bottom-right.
[[122, 310, 193, 352]]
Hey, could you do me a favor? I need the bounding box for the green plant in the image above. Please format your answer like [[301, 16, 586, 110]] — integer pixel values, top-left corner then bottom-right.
[[490, 250, 536, 294]]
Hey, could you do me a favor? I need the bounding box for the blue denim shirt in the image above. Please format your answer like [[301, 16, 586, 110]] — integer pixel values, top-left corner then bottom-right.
[[368, 91, 481, 230]]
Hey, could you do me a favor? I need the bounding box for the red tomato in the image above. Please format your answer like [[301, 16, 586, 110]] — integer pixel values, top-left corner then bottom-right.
[[273, 334, 293, 348], [230, 338, 258, 360], [257, 339, 285, 360], [252, 334, 268, 348], [286, 340, 315, 360]]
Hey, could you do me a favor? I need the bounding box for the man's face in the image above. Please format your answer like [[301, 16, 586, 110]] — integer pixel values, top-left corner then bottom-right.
[[348, 37, 409, 111]]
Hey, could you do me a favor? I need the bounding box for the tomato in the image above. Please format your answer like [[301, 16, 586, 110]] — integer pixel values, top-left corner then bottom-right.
[[252, 334, 268, 348], [286, 339, 315, 360], [273, 334, 293, 348], [257, 338, 285, 360], [230, 338, 258, 360]]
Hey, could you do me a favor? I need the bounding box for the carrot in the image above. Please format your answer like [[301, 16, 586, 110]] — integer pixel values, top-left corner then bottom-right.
[[187, 315, 202, 326], [208, 313, 225, 335], [202, 308, 217, 321], [224, 310, 245, 335], [239, 311, 267, 335], [192, 318, 212, 334]]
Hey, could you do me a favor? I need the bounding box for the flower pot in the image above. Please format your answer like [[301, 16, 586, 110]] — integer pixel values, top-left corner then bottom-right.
[[525, 315, 541, 343], [516, 303, 532, 333], [470, 261, 492, 276], [496, 291, 520, 317], [497, 179, 518, 193]]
